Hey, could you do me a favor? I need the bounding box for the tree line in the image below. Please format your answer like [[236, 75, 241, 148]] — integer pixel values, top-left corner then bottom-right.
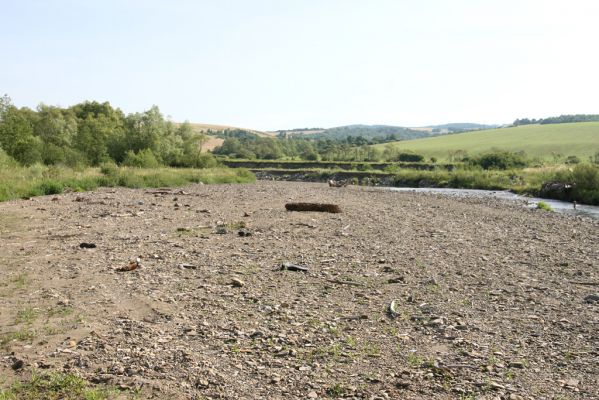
[[212, 133, 428, 162], [0, 95, 214, 168], [513, 114, 599, 126]]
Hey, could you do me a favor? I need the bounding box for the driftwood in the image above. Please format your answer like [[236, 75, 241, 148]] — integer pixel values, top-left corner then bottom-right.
[[280, 262, 309, 272], [285, 202, 341, 213]]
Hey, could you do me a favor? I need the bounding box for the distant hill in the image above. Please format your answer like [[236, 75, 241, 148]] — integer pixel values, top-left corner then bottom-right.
[[373, 122, 599, 162], [180, 122, 270, 137], [287, 124, 435, 141], [425, 123, 500, 132]]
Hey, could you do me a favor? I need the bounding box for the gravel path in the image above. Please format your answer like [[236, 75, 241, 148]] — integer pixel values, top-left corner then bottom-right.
[[1, 181, 597, 399]]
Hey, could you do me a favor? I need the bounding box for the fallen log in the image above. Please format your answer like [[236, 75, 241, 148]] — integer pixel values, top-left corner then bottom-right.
[[285, 202, 341, 213]]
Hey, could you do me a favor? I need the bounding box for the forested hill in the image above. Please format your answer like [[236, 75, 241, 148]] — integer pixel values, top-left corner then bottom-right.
[[300, 124, 431, 142]]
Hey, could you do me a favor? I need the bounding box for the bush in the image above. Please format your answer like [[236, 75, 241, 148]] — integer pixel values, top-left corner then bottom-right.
[[100, 161, 119, 177], [395, 152, 425, 162], [469, 151, 528, 170], [0, 147, 18, 168], [122, 149, 161, 168], [38, 180, 64, 195], [565, 155, 580, 164], [550, 163, 599, 205]]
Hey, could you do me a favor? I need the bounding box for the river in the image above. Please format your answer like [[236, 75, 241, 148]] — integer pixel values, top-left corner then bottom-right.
[[388, 187, 599, 219]]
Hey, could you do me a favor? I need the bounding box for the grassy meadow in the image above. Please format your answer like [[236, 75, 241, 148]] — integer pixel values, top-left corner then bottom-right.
[[374, 122, 599, 162]]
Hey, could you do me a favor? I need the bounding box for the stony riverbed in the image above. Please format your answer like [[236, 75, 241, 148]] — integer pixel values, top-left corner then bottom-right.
[[1, 181, 597, 399]]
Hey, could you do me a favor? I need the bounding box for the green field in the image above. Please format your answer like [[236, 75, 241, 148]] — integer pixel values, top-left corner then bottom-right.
[[374, 122, 599, 162]]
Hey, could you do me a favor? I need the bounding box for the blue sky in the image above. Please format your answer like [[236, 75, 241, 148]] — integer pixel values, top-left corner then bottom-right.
[[2, 0, 598, 130]]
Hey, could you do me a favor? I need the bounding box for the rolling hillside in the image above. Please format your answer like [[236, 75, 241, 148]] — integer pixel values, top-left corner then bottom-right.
[[296, 124, 435, 141], [184, 123, 269, 137], [373, 122, 599, 161]]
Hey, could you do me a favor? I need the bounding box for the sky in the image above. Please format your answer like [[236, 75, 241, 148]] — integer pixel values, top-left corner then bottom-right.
[[1, 0, 598, 130]]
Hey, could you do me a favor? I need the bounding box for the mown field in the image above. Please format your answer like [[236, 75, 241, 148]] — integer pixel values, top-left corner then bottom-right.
[[374, 122, 599, 161]]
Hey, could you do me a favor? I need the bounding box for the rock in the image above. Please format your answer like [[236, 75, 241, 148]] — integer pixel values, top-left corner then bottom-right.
[[584, 293, 599, 303], [11, 358, 24, 370], [238, 229, 252, 237], [563, 378, 580, 388], [396, 380, 410, 389], [250, 330, 265, 339], [79, 242, 97, 249], [307, 391, 318, 398], [509, 361, 525, 369], [387, 276, 405, 284], [231, 278, 245, 288]]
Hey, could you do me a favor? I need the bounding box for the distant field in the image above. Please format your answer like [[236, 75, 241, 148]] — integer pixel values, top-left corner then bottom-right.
[[184, 122, 269, 137], [373, 122, 599, 161], [201, 136, 224, 152]]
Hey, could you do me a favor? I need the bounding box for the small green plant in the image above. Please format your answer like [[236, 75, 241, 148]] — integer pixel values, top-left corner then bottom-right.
[[15, 307, 38, 324], [47, 306, 74, 318], [326, 383, 346, 398], [536, 201, 553, 211], [407, 353, 424, 368], [13, 273, 27, 288], [0, 328, 37, 348], [345, 336, 357, 348], [362, 342, 381, 358]]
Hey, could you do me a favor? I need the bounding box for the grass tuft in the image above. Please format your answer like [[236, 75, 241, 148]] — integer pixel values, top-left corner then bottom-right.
[[0, 371, 127, 400], [536, 201, 553, 211]]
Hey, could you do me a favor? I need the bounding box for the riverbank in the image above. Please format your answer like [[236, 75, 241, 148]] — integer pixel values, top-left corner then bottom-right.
[[252, 165, 599, 206], [1, 181, 597, 399], [0, 165, 255, 202]]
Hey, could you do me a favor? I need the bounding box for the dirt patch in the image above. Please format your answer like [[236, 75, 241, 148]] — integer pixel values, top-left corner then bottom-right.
[[1, 182, 597, 399]]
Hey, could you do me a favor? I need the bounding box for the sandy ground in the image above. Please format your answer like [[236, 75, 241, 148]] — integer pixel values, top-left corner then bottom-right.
[[0, 181, 597, 399]]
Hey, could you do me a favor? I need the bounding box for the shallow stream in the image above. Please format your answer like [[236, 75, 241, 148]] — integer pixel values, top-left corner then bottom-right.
[[389, 187, 599, 220]]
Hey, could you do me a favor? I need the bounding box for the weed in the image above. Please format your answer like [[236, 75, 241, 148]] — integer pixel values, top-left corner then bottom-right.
[[0, 329, 36, 348], [407, 353, 424, 368], [536, 201, 553, 211], [47, 306, 74, 318], [345, 336, 357, 348], [0, 371, 129, 400], [15, 307, 38, 324], [326, 383, 346, 398], [362, 342, 381, 358], [13, 273, 27, 289]]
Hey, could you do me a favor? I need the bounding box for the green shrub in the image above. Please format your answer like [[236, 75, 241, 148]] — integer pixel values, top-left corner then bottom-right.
[[99, 161, 119, 177], [0, 147, 18, 168], [122, 149, 161, 168], [536, 201, 553, 211], [565, 155, 580, 164], [38, 180, 64, 195], [395, 152, 425, 162], [551, 163, 599, 205], [470, 151, 528, 170]]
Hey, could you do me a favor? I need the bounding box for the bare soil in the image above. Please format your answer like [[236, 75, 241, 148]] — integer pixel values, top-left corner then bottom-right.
[[1, 181, 597, 399]]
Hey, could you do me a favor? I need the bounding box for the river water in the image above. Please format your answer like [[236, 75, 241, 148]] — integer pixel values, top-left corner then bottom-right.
[[388, 187, 599, 220]]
